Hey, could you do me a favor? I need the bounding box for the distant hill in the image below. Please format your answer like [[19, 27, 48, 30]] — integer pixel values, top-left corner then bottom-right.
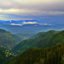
[[0, 29, 17, 49], [12, 30, 64, 54]]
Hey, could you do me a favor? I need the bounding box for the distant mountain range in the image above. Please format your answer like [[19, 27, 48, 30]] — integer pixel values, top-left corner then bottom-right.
[[0, 20, 64, 45], [0, 20, 54, 42], [0, 20, 64, 50], [0, 20, 63, 35]]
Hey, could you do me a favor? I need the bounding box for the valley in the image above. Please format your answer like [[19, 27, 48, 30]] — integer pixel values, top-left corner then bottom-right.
[[0, 28, 64, 64]]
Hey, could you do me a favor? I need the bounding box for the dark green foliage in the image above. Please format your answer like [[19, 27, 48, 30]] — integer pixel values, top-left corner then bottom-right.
[[0, 47, 13, 64], [8, 44, 64, 64], [50, 31, 64, 45]]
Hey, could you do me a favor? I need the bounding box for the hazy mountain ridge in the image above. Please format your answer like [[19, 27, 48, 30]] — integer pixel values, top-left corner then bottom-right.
[[0, 29, 18, 49], [12, 30, 64, 55]]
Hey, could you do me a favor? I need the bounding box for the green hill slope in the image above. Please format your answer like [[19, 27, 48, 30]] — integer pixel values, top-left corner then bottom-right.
[[13, 30, 64, 54], [0, 29, 16, 49]]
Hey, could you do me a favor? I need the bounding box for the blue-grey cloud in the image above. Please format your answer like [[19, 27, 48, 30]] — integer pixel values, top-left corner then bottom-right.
[[0, 0, 64, 20]]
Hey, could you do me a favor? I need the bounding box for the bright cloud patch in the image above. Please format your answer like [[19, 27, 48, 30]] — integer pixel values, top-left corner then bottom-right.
[[10, 23, 22, 26], [22, 21, 38, 25], [10, 21, 52, 26], [10, 21, 38, 26]]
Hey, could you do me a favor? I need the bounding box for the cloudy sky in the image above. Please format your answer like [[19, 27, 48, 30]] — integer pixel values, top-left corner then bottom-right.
[[0, 0, 64, 20]]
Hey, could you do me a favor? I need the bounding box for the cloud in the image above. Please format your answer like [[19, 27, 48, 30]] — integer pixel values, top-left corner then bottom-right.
[[22, 21, 38, 25], [0, 14, 33, 20], [0, 8, 38, 14], [39, 23, 52, 26], [10, 21, 38, 26], [10, 21, 52, 27], [0, 0, 63, 11], [10, 23, 22, 26], [0, 8, 64, 16], [0, 0, 64, 20]]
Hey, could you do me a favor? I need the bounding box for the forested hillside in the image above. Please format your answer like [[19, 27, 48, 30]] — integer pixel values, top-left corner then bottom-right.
[[0, 30, 64, 64], [8, 44, 64, 64], [0, 29, 17, 49], [0, 46, 13, 64], [13, 30, 64, 55]]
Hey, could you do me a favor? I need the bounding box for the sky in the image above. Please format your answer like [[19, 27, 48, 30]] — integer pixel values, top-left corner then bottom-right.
[[0, 0, 64, 20]]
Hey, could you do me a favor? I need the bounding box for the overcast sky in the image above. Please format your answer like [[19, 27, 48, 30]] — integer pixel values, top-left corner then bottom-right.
[[0, 0, 64, 20]]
